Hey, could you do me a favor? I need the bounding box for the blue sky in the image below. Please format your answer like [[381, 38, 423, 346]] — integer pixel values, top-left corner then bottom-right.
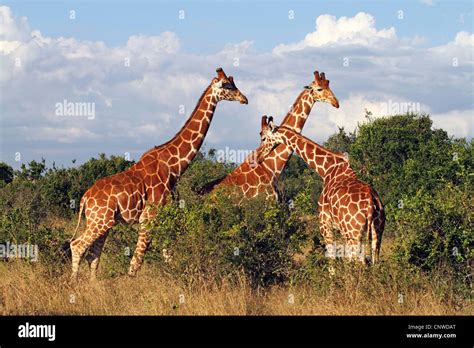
[[5, 0, 472, 50], [1, 0, 473, 168]]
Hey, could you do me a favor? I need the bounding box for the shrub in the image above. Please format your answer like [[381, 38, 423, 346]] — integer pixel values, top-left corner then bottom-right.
[[391, 182, 472, 286], [149, 188, 309, 288]]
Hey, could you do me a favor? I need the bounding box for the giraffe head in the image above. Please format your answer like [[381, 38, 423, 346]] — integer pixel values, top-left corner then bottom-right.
[[304, 70, 339, 108], [211, 67, 248, 104], [256, 115, 283, 163]]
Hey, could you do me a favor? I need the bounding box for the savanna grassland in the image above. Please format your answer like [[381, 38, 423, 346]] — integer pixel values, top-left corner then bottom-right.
[[0, 114, 472, 315]]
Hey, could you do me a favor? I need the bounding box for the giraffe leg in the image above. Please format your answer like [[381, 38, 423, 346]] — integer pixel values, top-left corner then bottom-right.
[[70, 213, 114, 282], [346, 236, 364, 263], [85, 232, 109, 281], [128, 227, 152, 277], [319, 215, 335, 259], [70, 234, 89, 283], [319, 214, 336, 276]]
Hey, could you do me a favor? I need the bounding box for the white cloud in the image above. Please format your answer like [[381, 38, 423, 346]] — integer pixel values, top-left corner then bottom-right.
[[126, 32, 180, 55], [19, 126, 98, 144], [0, 6, 30, 41], [454, 31, 474, 46], [218, 40, 254, 57], [431, 109, 473, 138], [274, 12, 396, 54]]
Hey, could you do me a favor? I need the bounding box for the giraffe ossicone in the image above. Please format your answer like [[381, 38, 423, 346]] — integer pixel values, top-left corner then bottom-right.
[[69, 67, 248, 282]]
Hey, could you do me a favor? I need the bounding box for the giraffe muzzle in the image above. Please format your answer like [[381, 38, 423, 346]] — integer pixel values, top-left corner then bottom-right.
[[239, 95, 248, 104]]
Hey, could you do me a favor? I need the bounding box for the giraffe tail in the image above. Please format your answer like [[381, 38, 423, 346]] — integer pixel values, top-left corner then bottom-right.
[[70, 195, 86, 242]]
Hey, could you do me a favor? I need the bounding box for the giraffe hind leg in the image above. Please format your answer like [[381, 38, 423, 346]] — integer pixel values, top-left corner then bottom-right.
[[346, 236, 364, 263], [319, 219, 336, 276], [70, 222, 112, 282], [85, 231, 109, 281], [70, 233, 90, 282]]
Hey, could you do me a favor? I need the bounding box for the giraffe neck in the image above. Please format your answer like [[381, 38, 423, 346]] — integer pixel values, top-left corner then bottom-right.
[[137, 84, 218, 182], [167, 85, 218, 177], [260, 90, 316, 179], [276, 127, 349, 180], [280, 89, 315, 132]]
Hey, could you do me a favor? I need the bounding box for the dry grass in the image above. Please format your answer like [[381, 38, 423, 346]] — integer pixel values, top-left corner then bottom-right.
[[0, 260, 471, 316]]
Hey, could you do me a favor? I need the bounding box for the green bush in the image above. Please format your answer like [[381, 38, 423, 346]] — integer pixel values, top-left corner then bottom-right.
[[391, 182, 472, 285], [148, 188, 309, 287]]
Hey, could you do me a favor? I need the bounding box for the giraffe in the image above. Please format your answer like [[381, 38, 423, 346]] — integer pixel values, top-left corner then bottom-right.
[[69, 68, 248, 281], [199, 70, 339, 199], [255, 116, 385, 264]]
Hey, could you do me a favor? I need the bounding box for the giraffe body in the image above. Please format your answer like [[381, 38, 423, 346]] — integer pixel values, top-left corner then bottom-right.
[[70, 68, 248, 281], [256, 117, 385, 263], [200, 70, 339, 199]]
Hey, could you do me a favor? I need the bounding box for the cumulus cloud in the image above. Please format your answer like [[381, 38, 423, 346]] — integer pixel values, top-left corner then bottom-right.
[[431, 109, 473, 138], [0, 6, 472, 167], [0, 6, 30, 41], [273, 12, 397, 54]]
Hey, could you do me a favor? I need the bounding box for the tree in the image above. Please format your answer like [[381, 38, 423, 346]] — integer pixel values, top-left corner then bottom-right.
[[18, 159, 46, 181], [0, 162, 14, 186], [323, 127, 355, 154], [348, 113, 469, 206]]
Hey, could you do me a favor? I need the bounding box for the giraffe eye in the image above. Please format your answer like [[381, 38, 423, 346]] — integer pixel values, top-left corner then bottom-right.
[[317, 88, 323, 92]]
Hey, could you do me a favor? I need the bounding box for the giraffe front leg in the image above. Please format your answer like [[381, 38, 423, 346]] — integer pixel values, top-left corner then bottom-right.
[[128, 227, 152, 277], [85, 232, 109, 281], [128, 205, 156, 277]]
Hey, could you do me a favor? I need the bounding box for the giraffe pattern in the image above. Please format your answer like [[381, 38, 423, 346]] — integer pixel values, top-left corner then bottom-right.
[[199, 70, 339, 199], [256, 116, 385, 263], [69, 68, 248, 281]]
